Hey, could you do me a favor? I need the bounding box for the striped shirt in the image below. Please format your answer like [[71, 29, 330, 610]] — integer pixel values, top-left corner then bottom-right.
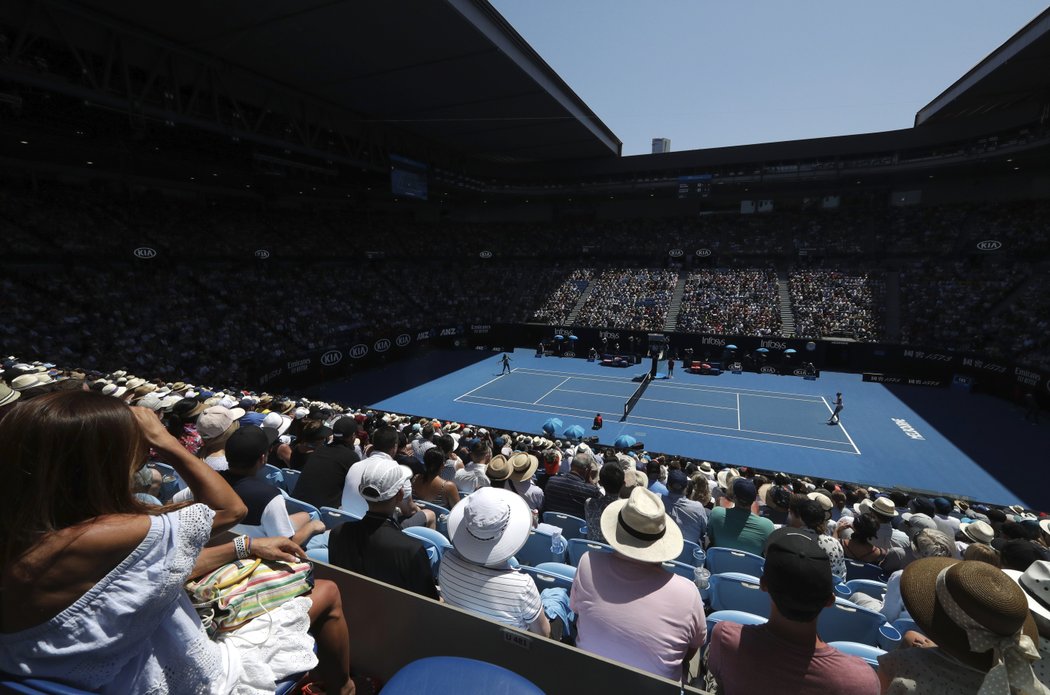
[[437, 549, 542, 629]]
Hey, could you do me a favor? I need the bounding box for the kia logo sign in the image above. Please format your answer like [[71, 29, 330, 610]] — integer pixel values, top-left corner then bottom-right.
[[479, 250, 493, 259], [396, 334, 411, 347], [976, 240, 1002, 251], [254, 249, 271, 259], [133, 247, 157, 259], [668, 248, 684, 257], [349, 344, 368, 359], [696, 248, 712, 257], [321, 350, 342, 366], [760, 366, 777, 374], [374, 338, 391, 353]]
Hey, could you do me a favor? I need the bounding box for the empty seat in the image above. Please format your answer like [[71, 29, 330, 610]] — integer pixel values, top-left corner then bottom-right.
[[567, 538, 614, 567], [541, 512, 587, 540], [280, 468, 301, 495], [708, 572, 770, 618], [705, 547, 765, 576]]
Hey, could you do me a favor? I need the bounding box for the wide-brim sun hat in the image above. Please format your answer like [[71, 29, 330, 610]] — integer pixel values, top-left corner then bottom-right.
[[447, 487, 532, 567], [485, 454, 512, 482], [600, 486, 683, 564], [508, 452, 538, 482], [901, 557, 1038, 671], [961, 520, 995, 545]]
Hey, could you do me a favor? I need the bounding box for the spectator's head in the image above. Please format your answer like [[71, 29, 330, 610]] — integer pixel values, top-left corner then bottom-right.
[[761, 528, 834, 622], [933, 497, 953, 516], [731, 477, 757, 507], [789, 496, 829, 534], [666, 468, 688, 494], [870, 496, 898, 523], [421, 447, 445, 481], [901, 558, 1038, 674], [196, 405, 244, 450], [470, 441, 492, 464], [298, 420, 333, 449], [448, 487, 532, 568], [1000, 539, 1045, 572], [572, 451, 596, 475], [961, 520, 995, 546], [598, 462, 625, 497], [645, 459, 661, 482], [687, 473, 711, 506], [329, 417, 357, 447], [851, 513, 881, 544], [358, 458, 410, 510], [600, 486, 683, 565], [509, 452, 539, 484], [371, 426, 399, 456], [486, 455, 511, 488], [226, 425, 278, 473], [421, 424, 434, 441], [1003, 561, 1050, 638], [963, 542, 1001, 568], [911, 529, 955, 559], [831, 490, 847, 510]]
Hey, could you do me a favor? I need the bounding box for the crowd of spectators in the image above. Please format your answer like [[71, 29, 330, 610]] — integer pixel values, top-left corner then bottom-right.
[[529, 268, 594, 324], [676, 268, 781, 336], [979, 274, 1050, 371], [790, 269, 885, 341], [573, 268, 679, 331]]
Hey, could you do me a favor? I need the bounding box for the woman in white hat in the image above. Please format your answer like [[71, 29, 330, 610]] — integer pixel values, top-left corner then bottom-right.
[[571, 487, 705, 682], [438, 488, 550, 637]]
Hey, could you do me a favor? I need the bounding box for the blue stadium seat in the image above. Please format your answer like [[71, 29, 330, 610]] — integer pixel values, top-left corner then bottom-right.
[[382, 656, 544, 695], [282, 494, 320, 521], [320, 506, 362, 530], [818, 598, 899, 648], [519, 565, 573, 593], [262, 463, 287, 491], [148, 461, 184, 502], [541, 512, 588, 540], [705, 547, 765, 576], [661, 559, 696, 581], [404, 526, 454, 574], [845, 579, 888, 602], [567, 538, 614, 567], [676, 539, 704, 566], [708, 572, 770, 617], [515, 527, 564, 567], [280, 468, 301, 495], [843, 559, 885, 582], [827, 641, 886, 670], [892, 617, 924, 638], [415, 501, 452, 537], [534, 562, 577, 581], [705, 609, 768, 641]]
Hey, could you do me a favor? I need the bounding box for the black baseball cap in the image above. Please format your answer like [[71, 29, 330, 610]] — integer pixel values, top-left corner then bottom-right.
[[762, 527, 834, 615], [226, 425, 278, 469]]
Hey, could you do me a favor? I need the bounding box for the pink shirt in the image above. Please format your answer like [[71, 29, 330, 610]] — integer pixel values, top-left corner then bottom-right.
[[708, 621, 880, 695], [570, 551, 705, 681]]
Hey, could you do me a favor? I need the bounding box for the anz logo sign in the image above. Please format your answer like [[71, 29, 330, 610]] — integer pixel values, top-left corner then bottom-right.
[[133, 247, 157, 259], [396, 334, 411, 347], [374, 338, 391, 353], [321, 350, 342, 366], [350, 344, 368, 359], [976, 240, 1002, 251]]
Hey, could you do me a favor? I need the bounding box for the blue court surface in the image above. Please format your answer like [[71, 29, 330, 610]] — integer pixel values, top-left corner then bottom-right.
[[317, 348, 1050, 509]]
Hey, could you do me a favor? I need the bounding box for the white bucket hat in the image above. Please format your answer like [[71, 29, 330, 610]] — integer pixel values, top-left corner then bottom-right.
[[447, 487, 532, 567], [600, 486, 683, 564]]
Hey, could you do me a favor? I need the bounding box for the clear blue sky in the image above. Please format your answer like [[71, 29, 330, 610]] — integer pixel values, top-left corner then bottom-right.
[[488, 1, 1049, 155]]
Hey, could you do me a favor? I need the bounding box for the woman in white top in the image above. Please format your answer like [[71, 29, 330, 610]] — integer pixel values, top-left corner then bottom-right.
[[0, 390, 355, 694]]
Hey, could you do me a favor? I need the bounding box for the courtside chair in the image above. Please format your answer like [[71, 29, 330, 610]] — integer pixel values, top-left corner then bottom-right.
[[704, 547, 765, 576], [707, 572, 770, 618], [382, 656, 544, 695], [320, 506, 362, 530], [843, 559, 885, 582], [415, 500, 451, 537], [818, 598, 900, 649], [519, 565, 574, 593], [261, 463, 287, 491], [845, 579, 888, 603], [541, 512, 587, 540], [280, 468, 301, 495], [827, 642, 886, 670], [567, 538, 614, 567]]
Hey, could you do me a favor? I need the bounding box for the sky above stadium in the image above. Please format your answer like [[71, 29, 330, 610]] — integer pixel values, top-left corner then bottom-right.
[[488, 1, 1049, 156]]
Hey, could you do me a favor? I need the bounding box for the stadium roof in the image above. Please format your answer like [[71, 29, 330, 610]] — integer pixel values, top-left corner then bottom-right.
[[915, 7, 1050, 127], [63, 0, 621, 164]]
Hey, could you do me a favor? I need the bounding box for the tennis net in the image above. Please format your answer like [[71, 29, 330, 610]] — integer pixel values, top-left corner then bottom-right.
[[623, 373, 652, 419]]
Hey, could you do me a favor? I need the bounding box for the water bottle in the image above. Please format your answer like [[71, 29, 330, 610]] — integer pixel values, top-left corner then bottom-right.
[[693, 566, 711, 591], [550, 531, 567, 561], [692, 547, 706, 568]]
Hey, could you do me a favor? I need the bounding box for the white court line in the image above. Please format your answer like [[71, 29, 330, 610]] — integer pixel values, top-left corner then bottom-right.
[[457, 395, 859, 455], [558, 388, 737, 412], [820, 396, 861, 455], [515, 367, 639, 384], [456, 369, 518, 400], [737, 393, 741, 430], [462, 393, 854, 445], [533, 377, 571, 405]]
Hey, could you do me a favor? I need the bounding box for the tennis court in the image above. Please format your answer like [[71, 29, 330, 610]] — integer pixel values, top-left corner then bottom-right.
[[457, 367, 859, 455]]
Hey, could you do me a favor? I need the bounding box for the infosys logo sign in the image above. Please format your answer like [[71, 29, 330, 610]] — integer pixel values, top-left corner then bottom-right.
[[133, 247, 157, 259], [321, 350, 342, 366], [350, 344, 368, 359], [374, 338, 391, 353]]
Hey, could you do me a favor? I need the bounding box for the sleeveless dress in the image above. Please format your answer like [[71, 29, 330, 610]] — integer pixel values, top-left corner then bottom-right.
[[0, 504, 316, 694]]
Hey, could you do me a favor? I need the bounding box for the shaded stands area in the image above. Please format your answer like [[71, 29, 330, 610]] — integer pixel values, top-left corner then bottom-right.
[[790, 270, 884, 343], [676, 269, 781, 337]]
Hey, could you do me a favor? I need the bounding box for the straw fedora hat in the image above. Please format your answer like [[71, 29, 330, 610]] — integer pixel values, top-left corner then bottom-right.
[[961, 520, 995, 545], [901, 558, 1038, 671], [600, 487, 683, 564], [508, 452, 539, 483], [485, 454, 512, 483]]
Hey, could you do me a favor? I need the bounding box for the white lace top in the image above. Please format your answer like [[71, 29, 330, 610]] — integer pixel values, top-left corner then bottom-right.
[[0, 504, 316, 694]]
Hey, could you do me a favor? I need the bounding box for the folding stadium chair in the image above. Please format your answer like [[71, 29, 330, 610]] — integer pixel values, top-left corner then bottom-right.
[[827, 641, 886, 670], [843, 559, 885, 582], [283, 494, 320, 521], [382, 656, 544, 695], [280, 468, 301, 495], [567, 538, 614, 567], [541, 512, 587, 540], [514, 527, 564, 567], [845, 579, 888, 603], [707, 572, 770, 618], [403, 526, 453, 574], [661, 559, 697, 581], [320, 506, 362, 530], [519, 565, 573, 593], [416, 500, 451, 537], [262, 463, 287, 492], [893, 617, 924, 638], [818, 598, 900, 649], [704, 547, 765, 576], [534, 561, 577, 582], [676, 539, 703, 566]]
